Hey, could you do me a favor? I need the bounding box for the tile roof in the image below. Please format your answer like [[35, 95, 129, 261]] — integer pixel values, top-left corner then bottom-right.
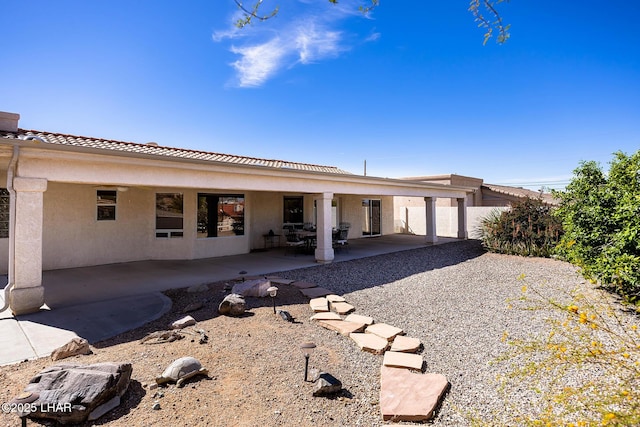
[[482, 183, 558, 205], [0, 129, 353, 175]]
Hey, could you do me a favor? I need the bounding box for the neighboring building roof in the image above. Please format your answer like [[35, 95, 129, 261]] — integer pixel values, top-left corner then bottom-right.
[[0, 129, 353, 175], [482, 183, 558, 205]]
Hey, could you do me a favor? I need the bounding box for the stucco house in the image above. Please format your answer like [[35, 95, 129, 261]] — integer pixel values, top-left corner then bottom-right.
[[394, 174, 558, 238], [0, 111, 474, 315]]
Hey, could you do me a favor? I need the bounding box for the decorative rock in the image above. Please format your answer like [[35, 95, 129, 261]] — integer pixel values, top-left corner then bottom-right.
[[313, 372, 342, 397], [218, 294, 246, 316], [382, 351, 423, 370], [317, 320, 366, 336], [140, 330, 184, 345], [365, 323, 404, 341], [152, 401, 161, 410], [187, 284, 209, 293], [291, 281, 317, 289], [309, 297, 329, 312], [278, 310, 293, 322], [232, 279, 272, 297], [345, 313, 374, 325], [156, 357, 208, 387], [390, 335, 421, 353], [15, 362, 132, 424], [51, 337, 92, 361], [170, 315, 196, 329], [183, 302, 204, 313], [380, 366, 448, 422], [349, 333, 389, 355], [310, 312, 341, 321], [325, 294, 346, 303], [330, 301, 355, 315], [300, 287, 333, 298]]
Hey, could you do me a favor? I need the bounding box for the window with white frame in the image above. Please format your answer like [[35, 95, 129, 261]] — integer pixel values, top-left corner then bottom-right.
[[97, 190, 117, 221]]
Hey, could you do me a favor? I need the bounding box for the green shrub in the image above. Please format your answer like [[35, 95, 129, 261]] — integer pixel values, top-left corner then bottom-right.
[[553, 150, 640, 301], [479, 197, 563, 257]]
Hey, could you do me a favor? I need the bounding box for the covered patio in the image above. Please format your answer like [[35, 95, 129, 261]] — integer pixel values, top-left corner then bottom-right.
[[36, 234, 460, 309]]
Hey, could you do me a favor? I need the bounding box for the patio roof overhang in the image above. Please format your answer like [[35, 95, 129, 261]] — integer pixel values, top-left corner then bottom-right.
[[0, 137, 474, 199]]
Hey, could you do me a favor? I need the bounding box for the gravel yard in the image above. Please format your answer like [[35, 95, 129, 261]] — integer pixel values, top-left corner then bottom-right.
[[1, 240, 604, 426]]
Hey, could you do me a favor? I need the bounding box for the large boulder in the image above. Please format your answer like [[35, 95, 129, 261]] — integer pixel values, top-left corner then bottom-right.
[[231, 279, 271, 297], [16, 362, 132, 424], [218, 294, 246, 316]]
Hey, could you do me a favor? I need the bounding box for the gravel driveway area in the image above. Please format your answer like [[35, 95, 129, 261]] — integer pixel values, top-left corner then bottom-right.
[[277, 239, 586, 425]]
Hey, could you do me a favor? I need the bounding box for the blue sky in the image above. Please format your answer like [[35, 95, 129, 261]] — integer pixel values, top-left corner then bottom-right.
[[1, 1, 638, 189]]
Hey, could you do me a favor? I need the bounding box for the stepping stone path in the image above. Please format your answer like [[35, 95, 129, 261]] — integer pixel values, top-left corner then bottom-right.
[[350, 332, 388, 355], [345, 313, 374, 325], [390, 335, 421, 353], [317, 320, 366, 336], [310, 312, 341, 321], [365, 323, 404, 341], [309, 297, 329, 312], [383, 351, 423, 370], [283, 277, 449, 422], [380, 366, 448, 422], [330, 301, 355, 315]]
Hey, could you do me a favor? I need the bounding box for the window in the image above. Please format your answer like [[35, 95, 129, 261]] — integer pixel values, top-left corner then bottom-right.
[[97, 190, 117, 221], [0, 188, 9, 238], [198, 194, 244, 238], [283, 196, 304, 225], [156, 193, 183, 238]]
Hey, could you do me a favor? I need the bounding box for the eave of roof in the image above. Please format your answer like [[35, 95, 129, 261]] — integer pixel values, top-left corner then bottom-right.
[[482, 183, 558, 205], [0, 129, 352, 175]]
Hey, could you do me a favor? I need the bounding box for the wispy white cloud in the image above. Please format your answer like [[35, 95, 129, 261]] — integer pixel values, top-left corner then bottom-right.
[[230, 38, 287, 87], [214, 3, 368, 88], [365, 31, 381, 42]]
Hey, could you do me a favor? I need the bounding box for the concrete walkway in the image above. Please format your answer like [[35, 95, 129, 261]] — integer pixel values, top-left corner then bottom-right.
[[0, 234, 458, 366]]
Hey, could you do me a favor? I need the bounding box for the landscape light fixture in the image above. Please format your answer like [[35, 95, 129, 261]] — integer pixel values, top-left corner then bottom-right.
[[300, 342, 316, 382], [266, 286, 278, 314]]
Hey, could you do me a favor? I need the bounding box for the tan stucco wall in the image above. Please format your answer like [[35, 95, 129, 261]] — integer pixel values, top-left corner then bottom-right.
[[395, 205, 508, 238]]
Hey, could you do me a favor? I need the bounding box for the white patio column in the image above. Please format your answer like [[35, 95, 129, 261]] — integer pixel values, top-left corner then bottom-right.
[[424, 196, 438, 243], [457, 197, 468, 239], [9, 177, 47, 315], [314, 192, 334, 264]]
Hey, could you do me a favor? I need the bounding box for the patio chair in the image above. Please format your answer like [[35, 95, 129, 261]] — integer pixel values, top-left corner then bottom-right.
[[284, 229, 305, 256], [332, 227, 349, 253]]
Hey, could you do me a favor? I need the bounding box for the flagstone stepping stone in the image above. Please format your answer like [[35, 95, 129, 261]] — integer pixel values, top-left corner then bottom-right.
[[382, 351, 423, 370], [380, 366, 448, 422], [325, 294, 346, 302], [390, 335, 421, 353], [330, 301, 355, 315], [349, 332, 388, 355], [292, 281, 317, 289], [365, 323, 404, 341], [310, 312, 341, 321], [309, 297, 329, 312], [300, 287, 333, 298], [345, 313, 374, 325], [267, 277, 296, 285], [317, 320, 366, 336]]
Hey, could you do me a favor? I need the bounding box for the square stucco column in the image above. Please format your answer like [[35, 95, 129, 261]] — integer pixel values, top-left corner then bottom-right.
[[314, 192, 335, 264], [457, 197, 468, 239], [424, 197, 438, 243], [9, 177, 48, 315]]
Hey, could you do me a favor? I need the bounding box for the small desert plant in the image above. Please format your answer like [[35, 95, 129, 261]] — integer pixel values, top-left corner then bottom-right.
[[483, 277, 640, 426], [479, 197, 563, 257]]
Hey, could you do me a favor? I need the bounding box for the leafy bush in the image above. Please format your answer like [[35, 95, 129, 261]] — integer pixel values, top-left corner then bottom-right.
[[553, 151, 640, 301], [479, 197, 563, 257]]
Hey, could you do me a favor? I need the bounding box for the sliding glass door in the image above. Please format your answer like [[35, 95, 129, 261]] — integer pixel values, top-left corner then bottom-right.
[[362, 199, 381, 236]]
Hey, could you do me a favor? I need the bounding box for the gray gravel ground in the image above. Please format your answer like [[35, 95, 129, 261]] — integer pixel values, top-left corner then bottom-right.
[[276, 239, 589, 426]]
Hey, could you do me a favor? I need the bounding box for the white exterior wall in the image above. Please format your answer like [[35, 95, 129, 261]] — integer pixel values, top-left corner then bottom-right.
[[396, 206, 508, 238]]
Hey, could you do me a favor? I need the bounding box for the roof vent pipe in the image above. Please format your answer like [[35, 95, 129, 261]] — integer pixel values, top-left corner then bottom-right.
[[20, 135, 47, 143]]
